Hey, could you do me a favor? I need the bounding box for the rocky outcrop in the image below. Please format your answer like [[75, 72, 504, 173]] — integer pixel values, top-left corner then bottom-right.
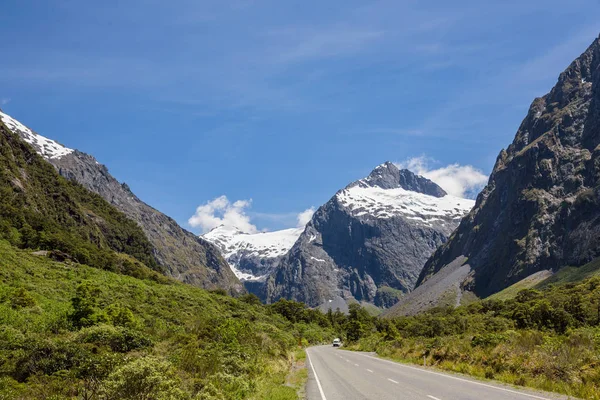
[[389, 35, 600, 315], [261, 162, 474, 309], [0, 111, 242, 293]]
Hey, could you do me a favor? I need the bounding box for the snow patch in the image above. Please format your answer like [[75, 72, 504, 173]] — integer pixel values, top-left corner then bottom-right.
[[203, 225, 304, 281], [0, 111, 74, 159], [336, 185, 474, 225], [310, 256, 326, 263]]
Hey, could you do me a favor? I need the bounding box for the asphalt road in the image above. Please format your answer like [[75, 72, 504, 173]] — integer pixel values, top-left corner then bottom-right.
[[305, 346, 577, 400]]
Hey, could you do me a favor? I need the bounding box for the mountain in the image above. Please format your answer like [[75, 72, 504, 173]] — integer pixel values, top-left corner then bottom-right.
[[0, 110, 242, 293], [203, 225, 303, 281], [0, 116, 162, 278], [386, 34, 600, 317], [256, 162, 474, 310]]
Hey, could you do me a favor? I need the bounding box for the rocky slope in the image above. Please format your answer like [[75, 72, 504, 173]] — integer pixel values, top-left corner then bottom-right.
[[261, 162, 474, 310], [387, 34, 600, 316], [0, 110, 242, 293]]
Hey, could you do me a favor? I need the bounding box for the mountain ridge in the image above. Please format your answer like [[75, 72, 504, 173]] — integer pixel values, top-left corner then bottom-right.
[[0, 110, 242, 294], [387, 34, 600, 316]]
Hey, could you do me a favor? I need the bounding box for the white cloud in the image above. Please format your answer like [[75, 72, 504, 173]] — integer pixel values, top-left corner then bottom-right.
[[189, 196, 316, 233], [296, 207, 315, 227], [0, 98, 10, 106], [188, 195, 258, 234], [396, 156, 488, 199]]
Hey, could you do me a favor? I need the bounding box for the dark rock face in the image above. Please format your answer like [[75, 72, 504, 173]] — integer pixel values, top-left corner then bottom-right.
[[0, 113, 242, 294], [261, 163, 473, 309], [414, 35, 600, 301], [357, 162, 447, 196]]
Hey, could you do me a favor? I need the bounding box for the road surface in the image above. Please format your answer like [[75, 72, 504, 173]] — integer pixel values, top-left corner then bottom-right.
[[305, 346, 577, 400]]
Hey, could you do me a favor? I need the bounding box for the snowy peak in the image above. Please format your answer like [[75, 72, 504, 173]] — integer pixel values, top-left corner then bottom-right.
[[354, 162, 447, 197], [203, 225, 304, 281], [0, 111, 74, 160], [337, 185, 474, 224], [337, 162, 473, 225]]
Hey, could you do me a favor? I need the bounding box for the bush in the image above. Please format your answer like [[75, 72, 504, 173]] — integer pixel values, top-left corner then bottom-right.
[[10, 288, 36, 309], [76, 324, 153, 353], [100, 357, 188, 400]]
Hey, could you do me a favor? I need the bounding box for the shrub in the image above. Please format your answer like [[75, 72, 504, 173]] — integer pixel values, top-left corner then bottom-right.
[[10, 288, 36, 309], [76, 324, 153, 353], [100, 356, 188, 400]]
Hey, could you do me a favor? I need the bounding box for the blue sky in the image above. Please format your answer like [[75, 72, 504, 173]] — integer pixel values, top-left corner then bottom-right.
[[1, 0, 599, 233]]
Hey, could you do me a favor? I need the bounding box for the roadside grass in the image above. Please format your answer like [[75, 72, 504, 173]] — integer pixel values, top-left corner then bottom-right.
[[252, 348, 308, 400]]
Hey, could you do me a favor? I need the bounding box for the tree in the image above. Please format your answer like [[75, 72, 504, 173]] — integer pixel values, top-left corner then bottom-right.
[[69, 282, 103, 328]]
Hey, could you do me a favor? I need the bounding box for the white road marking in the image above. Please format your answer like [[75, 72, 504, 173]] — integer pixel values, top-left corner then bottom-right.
[[306, 350, 328, 400], [427, 396, 442, 400], [354, 363, 359, 367], [388, 378, 399, 384], [358, 353, 553, 400], [366, 369, 373, 373]]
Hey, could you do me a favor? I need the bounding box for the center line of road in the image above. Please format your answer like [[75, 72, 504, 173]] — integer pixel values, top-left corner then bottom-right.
[[427, 396, 442, 400], [366, 369, 373, 373], [388, 378, 399, 384], [354, 363, 359, 367], [306, 350, 328, 400]]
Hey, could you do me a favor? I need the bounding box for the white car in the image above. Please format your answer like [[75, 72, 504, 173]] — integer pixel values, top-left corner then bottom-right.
[[332, 338, 341, 347]]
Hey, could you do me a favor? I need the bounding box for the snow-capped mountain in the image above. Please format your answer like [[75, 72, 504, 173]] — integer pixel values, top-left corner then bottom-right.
[[0, 109, 241, 293], [261, 162, 475, 310], [338, 165, 473, 225], [0, 111, 74, 159], [203, 225, 303, 281]]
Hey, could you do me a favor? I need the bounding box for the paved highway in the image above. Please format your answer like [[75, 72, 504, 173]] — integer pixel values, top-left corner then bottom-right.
[[305, 346, 576, 400]]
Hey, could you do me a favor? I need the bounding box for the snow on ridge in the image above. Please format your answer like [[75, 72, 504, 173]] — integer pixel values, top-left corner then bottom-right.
[[203, 225, 304, 281], [0, 111, 74, 160], [336, 185, 474, 224]]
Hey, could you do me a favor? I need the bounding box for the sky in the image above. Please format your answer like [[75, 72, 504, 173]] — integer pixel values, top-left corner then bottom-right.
[[1, 0, 599, 233]]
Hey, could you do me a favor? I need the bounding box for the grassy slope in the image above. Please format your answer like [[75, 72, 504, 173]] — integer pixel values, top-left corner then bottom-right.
[[487, 270, 553, 301], [537, 257, 600, 288], [0, 240, 329, 399], [487, 256, 600, 302]]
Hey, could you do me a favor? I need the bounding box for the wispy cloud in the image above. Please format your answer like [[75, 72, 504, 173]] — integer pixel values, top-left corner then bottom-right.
[[270, 27, 384, 64], [0, 98, 10, 106]]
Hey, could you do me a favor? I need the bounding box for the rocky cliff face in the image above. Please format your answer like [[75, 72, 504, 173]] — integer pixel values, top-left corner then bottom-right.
[[261, 162, 474, 310], [0, 110, 242, 293], [388, 35, 600, 316]]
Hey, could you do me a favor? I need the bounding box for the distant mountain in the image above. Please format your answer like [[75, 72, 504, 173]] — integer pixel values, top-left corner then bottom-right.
[[203, 225, 303, 281], [0, 110, 242, 294], [246, 162, 475, 310], [386, 34, 600, 317]]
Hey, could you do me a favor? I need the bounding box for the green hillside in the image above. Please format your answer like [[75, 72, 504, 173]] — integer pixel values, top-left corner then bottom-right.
[[0, 240, 333, 399], [0, 121, 159, 275], [537, 258, 600, 289], [0, 120, 336, 399]]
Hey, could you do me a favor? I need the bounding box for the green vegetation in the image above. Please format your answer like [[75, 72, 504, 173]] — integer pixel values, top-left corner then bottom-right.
[[0, 123, 160, 275], [345, 278, 600, 399], [0, 240, 335, 399]]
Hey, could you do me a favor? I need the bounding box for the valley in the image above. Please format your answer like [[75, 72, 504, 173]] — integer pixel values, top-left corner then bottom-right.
[[1, 3, 600, 398]]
